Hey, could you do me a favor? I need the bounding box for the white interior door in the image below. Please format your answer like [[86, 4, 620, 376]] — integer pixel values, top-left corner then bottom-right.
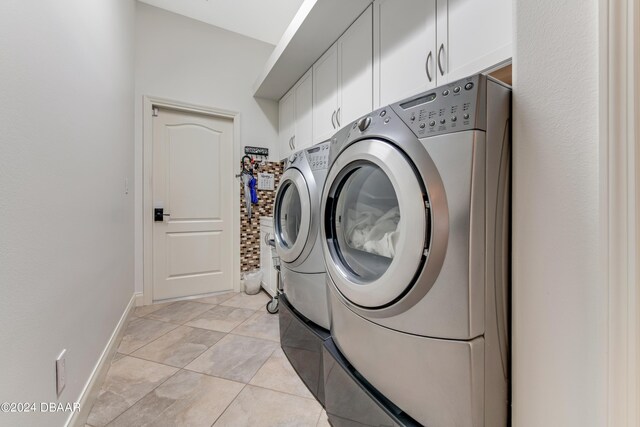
[[152, 107, 234, 301]]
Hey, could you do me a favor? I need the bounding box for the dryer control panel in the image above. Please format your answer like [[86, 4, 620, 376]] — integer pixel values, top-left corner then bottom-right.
[[390, 74, 488, 138], [306, 141, 331, 171]]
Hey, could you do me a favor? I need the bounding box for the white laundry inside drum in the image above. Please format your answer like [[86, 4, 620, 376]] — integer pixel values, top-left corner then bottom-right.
[[345, 205, 400, 258], [333, 163, 401, 282]]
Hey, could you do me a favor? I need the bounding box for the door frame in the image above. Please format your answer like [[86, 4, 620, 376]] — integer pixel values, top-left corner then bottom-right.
[[599, 0, 640, 425], [142, 96, 242, 305]]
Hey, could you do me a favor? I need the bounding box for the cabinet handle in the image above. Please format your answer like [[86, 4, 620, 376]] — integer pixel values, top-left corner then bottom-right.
[[289, 137, 293, 150], [331, 110, 337, 129], [336, 107, 341, 127], [426, 51, 433, 82], [292, 135, 295, 149], [437, 43, 445, 76]]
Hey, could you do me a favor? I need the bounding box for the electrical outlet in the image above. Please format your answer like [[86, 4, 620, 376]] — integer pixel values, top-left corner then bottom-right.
[[56, 350, 66, 396]]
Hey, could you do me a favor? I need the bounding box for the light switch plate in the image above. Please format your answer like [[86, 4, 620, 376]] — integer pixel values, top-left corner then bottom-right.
[[56, 349, 66, 396]]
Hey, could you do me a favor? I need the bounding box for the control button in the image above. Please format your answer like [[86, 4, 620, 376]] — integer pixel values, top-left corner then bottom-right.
[[358, 116, 372, 132], [442, 89, 450, 96], [453, 86, 461, 93], [463, 113, 470, 120], [451, 116, 457, 122], [419, 122, 426, 129], [410, 114, 416, 121], [380, 110, 387, 117], [440, 118, 446, 124], [384, 118, 390, 124], [429, 120, 436, 127], [465, 82, 474, 90]]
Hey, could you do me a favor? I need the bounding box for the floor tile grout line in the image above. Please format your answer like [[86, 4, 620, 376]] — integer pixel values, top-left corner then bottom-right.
[[226, 330, 280, 343], [127, 329, 232, 369], [209, 382, 248, 427], [119, 320, 182, 356], [91, 293, 277, 425], [128, 323, 230, 363], [244, 344, 278, 384], [315, 405, 324, 426], [97, 366, 182, 427], [247, 382, 320, 402]]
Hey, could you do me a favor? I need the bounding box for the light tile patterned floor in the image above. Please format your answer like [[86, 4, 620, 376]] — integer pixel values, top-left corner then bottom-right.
[[86, 291, 328, 427]]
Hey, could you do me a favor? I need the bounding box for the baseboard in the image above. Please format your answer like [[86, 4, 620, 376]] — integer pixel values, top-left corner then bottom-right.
[[64, 294, 136, 427], [134, 292, 144, 307]]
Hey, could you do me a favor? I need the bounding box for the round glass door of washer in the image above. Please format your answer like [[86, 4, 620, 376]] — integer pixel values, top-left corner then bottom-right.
[[277, 182, 302, 248], [333, 163, 400, 281], [323, 139, 429, 308], [274, 168, 311, 263]]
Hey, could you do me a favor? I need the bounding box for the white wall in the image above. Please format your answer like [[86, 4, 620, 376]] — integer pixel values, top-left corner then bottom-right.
[[0, 1, 135, 426], [134, 2, 279, 294], [512, 1, 606, 426]]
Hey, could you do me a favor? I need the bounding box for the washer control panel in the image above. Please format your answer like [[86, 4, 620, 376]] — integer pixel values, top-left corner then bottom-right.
[[390, 74, 485, 138], [306, 141, 331, 171]]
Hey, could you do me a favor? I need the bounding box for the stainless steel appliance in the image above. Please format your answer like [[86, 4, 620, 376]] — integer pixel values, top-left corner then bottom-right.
[[321, 74, 511, 427], [273, 141, 332, 404]]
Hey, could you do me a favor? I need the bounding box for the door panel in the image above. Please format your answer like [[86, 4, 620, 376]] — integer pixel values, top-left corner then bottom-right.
[[440, 0, 512, 83], [167, 232, 222, 277], [313, 43, 339, 144], [294, 70, 313, 151], [338, 5, 373, 128], [153, 108, 234, 300], [374, 0, 437, 107], [167, 125, 221, 219], [279, 90, 295, 159]]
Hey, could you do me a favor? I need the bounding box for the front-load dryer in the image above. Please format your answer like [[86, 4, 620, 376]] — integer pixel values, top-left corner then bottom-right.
[[274, 141, 332, 405], [274, 140, 331, 330], [320, 74, 511, 427]]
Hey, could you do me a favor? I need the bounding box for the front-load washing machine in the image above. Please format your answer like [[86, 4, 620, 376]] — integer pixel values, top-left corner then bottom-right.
[[320, 74, 511, 426], [273, 140, 332, 404]]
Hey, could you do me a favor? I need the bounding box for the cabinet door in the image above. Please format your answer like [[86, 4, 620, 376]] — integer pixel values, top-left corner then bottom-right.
[[294, 69, 313, 151], [338, 5, 373, 128], [437, 0, 512, 83], [278, 89, 295, 160], [374, 0, 437, 107], [312, 43, 339, 144]]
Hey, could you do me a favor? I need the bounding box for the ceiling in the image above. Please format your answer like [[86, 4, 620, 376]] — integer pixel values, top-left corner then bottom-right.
[[138, 0, 306, 45]]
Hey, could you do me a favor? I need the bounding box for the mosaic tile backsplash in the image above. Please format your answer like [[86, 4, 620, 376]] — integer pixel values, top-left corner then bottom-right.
[[240, 161, 284, 272]]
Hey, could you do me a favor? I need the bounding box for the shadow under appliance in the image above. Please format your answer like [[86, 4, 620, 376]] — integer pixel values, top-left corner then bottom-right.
[[273, 141, 332, 404], [320, 74, 511, 426]]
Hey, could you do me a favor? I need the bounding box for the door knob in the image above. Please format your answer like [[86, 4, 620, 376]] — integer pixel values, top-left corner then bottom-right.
[[154, 208, 170, 222]]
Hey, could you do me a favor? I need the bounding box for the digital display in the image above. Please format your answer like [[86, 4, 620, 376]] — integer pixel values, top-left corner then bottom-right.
[[400, 93, 437, 109], [307, 146, 321, 153]]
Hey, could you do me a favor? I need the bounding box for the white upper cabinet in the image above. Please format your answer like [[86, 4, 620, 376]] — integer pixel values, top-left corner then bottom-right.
[[313, 6, 373, 143], [312, 43, 339, 144], [374, 0, 437, 107], [278, 87, 295, 159], [278, 69, 313, 160], [278, 0, 512, 156], [436, 0, 512, 83], [294, 69, 313, 152], [338, 5, 373, 128]]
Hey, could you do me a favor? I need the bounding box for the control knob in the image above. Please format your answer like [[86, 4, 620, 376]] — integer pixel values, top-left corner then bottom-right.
[[358, 116, 372, 132]]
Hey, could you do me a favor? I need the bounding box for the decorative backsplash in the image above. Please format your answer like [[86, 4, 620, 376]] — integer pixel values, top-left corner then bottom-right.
[[240, 161, 284, 272]]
